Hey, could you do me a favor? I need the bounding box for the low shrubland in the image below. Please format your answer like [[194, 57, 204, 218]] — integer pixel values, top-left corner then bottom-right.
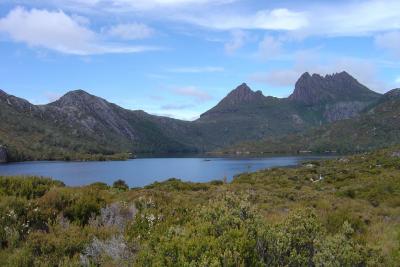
[[0, 147, 399, 266]]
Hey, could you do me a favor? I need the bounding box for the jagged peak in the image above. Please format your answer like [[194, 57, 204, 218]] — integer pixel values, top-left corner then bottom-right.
[[224, 83, 264, 103], [290, 71, 380, 105], [199, 83, 265, 118]]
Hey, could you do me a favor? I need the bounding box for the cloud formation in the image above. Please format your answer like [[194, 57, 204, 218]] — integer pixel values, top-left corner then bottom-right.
[[178, 8, 308, 31], [0, 7, 159, 55], [224, 30, 249, 55], [250, 51, 388, 93], [105, 23, 154, 40], [173, 86, 212, 102], [375, 31, 400, 58], [256, 35, 283, 60]]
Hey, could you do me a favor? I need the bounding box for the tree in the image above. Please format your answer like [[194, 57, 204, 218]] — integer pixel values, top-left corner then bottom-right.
[[112, 180, 129, 191]]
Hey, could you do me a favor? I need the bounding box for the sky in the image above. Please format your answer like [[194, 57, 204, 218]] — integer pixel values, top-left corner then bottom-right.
[[0, 0, 400, 120]]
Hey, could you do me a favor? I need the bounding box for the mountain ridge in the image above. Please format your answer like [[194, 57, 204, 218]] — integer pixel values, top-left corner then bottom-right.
[[223, 88, 400, 154], [0, 71, 395, 161]]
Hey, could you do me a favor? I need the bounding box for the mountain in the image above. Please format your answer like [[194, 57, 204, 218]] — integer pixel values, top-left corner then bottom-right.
[[0, 71, 395, 161], [195, 84, 314, 148], [224, 88, 400, 154], [289, 71, 380, 105], [43, 90, 201, 152], [289, 71, 381, 122], [200, 83, 265, 116], [0, 89, 201, 161], [195, 72, 381, 147]]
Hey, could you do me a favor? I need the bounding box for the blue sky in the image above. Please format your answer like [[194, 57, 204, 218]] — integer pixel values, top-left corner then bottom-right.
[[0, 0, 400, 120]]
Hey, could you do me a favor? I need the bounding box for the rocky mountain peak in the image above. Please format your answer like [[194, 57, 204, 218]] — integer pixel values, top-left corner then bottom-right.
[[220, 83, 264, 105], [50, 89, 109, 109], [289, 71, 380, 105], [0, 89, 35, 111], [199, 83, 265, 118]]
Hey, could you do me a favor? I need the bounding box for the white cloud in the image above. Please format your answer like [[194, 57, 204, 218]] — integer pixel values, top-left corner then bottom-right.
[[256, 35, 283, 60], [250, 51, 389, 93], [10, 0, 400, 37], [0, 7, 159, 55], [173, 86, 212, 102], [309, 0, 400, 36], [114, 0, 235, 10], [395, 76, 400, 85], [168, 66, 224, 73], [50, 0, 235, 11], [224, 30, 248, 54], [179, 8, 308, 31], [375, 31, 400, 58], [105, 23, 154, 40]]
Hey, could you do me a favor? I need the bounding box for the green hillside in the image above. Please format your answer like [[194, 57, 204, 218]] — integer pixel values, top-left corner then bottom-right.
[[223, 89, 400, 154]]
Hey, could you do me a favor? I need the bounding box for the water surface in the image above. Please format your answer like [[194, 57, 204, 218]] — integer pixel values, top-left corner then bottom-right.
[[0, 155, 333, 187]]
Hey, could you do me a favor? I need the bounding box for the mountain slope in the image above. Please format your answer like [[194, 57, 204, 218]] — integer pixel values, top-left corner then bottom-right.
[[0, 89, 201, 160], [0, 71, 394, 160], [194, 73, 381, 147], [195, 83, 325, 147], [224, 89, 400, 153]]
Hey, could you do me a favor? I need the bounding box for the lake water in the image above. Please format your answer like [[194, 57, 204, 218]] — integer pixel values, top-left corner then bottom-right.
[[0, 155, 333, 187]]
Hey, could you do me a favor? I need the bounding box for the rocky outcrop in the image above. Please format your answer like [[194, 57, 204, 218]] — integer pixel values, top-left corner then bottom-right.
[[0, 89, 36, 113], [218, 83, 264, 106], [200, 83, 265, 117], [382, 89, 400, 101], [289, 72, 381, 105], [0, 146, 8, 163], [323, 101, 368, 122]]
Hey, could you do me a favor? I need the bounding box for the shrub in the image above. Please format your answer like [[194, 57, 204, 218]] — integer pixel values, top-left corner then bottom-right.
[[135, 193, 263, 266], [314, 222, 381, 266], [113, 180, 129, 191]]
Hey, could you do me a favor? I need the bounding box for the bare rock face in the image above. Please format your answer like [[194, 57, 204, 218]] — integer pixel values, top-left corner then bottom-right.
[[219, 83, 264, 106], [0, 89, 36, 113], [45, 90, 137, 140], [0, 146, 8, 163], [200, 83, 265, 117], [289, 71, 381, 105], [323, 101, 368, 122]]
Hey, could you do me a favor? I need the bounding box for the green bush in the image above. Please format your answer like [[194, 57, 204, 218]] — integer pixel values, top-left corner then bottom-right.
[[113, 180, 129, 191]]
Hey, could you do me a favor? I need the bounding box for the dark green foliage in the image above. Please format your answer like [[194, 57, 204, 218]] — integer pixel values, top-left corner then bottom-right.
[[113, 179, 129, 191], [144, 178, 210, 191], [0, 176, 64, 199]]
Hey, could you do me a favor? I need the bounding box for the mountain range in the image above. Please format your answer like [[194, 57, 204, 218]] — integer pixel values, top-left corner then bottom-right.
[[0, 71, 397, 161]]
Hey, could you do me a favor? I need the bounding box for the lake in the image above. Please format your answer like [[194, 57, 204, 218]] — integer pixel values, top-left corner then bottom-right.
[[0, 155, 333, 187]]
